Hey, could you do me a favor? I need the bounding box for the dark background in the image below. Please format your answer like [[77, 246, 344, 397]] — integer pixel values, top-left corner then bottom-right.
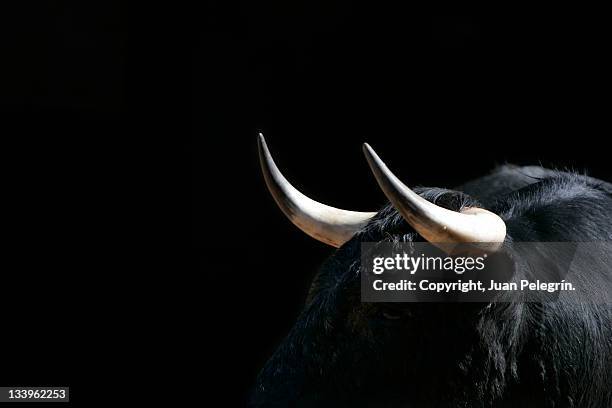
[[1, 3, 126, 405], [196, 3, 610, 406]]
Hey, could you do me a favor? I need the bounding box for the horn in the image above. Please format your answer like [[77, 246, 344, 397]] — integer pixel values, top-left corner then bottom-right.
[[362, 143, 506, 253], [258, 133, 376, 247]]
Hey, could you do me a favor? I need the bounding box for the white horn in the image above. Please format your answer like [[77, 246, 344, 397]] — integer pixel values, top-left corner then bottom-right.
[[258, 134, 376, 247], [362, 143, 506, 253]]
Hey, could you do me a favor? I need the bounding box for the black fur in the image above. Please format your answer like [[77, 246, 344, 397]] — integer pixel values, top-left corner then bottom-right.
[[251, 166, 612, 407]]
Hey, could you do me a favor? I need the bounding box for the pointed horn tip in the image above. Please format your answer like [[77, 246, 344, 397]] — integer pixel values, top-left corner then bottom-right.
[[257, 133, 269, 156], [362, 143, 380, 167], [362, 143, 382, 165]]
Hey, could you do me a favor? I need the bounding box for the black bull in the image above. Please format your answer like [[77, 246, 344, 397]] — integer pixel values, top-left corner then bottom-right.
[[251, 165, 612, 407]]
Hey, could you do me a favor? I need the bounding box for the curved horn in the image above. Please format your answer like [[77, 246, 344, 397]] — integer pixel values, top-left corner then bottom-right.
[[258, 133, 376, 247], [362, 143, 506, 253]]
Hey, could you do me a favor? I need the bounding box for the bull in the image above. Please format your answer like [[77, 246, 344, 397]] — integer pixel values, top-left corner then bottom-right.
[[251, 134, 612, 407]]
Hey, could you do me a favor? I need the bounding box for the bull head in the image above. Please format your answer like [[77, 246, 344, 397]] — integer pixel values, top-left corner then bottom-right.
[[252, 137, 612, 406]]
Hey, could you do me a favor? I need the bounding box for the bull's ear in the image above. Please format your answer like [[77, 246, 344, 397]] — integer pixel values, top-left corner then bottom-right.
[[362, 143, 506, 254], [258, 134, 377, 247]]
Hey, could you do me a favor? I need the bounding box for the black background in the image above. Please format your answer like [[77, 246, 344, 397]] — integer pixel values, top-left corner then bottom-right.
[[197, 3, 610, 406], [1, 3, 126, 405]]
